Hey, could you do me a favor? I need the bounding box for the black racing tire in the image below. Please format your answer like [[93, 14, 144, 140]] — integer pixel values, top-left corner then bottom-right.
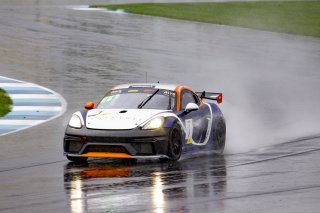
[[66, 155, 88, 163], [214, 118, 226, 154], [167, 123, 182, 161]]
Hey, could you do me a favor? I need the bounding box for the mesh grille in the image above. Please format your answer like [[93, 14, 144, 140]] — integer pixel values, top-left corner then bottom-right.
[[68, 141, 83, 153], [132, 138, 157, 143], [131, 143, 153, 155], [87, 136, 128, 143]]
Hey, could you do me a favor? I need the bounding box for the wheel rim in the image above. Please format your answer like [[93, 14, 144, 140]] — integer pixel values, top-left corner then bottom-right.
[[172, 129, 181, 155], [170, 127, 182, 159]]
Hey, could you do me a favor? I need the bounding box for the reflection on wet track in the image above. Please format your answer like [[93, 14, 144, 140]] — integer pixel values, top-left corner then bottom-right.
[[63, 155, 227, 213], [0, 0, 320, 212], [60, 136, 320, 213]]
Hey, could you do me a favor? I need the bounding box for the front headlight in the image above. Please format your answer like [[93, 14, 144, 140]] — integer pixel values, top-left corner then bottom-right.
[[142, 117, 165, 130], [68, 114, 82, 129]]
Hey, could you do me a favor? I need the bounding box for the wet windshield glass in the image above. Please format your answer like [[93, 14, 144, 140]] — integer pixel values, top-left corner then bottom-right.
[[97, 88, 175, 110]]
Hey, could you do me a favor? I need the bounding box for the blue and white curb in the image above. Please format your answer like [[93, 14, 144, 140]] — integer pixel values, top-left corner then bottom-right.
[[0, 76, 67, 136]]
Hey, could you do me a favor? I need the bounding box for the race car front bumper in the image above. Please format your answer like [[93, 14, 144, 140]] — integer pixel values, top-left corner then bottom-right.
[[64, 126, 170, 159]]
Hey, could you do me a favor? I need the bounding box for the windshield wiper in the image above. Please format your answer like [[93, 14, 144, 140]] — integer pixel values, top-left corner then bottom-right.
[[137, 89, 159, 109]]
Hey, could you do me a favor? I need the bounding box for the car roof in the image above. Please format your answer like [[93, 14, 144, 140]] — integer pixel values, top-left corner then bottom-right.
[[112, 83, 179, 91]]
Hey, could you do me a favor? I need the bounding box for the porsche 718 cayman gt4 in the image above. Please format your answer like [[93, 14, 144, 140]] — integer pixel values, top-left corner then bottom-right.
[[64, 83, 226, 162]]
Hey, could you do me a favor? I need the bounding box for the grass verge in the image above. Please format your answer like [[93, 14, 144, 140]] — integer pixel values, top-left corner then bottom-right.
[[91, 1, 320, 37], [0, 88, 12, 117]]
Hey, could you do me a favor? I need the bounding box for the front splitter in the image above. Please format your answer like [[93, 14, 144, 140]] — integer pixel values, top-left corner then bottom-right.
[[67, 152, 168, 159]]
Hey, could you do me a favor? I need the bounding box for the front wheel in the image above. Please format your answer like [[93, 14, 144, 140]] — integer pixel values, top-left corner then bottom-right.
[[167, 123, 182, 161], [66, 155, 88, 163]]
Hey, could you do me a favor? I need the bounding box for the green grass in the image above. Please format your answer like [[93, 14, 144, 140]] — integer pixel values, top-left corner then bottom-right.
[[0, 88, 12, 117], [91, 1, 320, 37]]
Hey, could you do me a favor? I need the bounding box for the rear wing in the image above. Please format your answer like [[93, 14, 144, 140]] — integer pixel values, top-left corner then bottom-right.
[[196, 91, 223, 104]]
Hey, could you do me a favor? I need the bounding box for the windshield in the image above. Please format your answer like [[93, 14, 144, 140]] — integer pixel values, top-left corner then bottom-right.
[[97, 88, 176, 110]]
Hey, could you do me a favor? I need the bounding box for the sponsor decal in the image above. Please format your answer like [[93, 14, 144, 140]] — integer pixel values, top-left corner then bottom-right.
[[98, 112, 111, 117], [163, 90, 175, 97], [185, 119, 193, 144], [143, 89, 156, 93], [128, 89, 139, 93], [110, 90, 122, 95]]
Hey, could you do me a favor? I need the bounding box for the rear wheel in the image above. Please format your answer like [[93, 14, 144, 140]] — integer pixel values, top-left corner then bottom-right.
[[66, 155, 88, 163], [214, 118, 226, 154], [167, 124, 182, 161]]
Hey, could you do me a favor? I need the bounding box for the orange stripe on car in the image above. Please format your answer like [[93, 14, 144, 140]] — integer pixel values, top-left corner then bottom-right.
[[174, 85, 203, 111], [81, 152, 132, 158], [174, 85, 182, 111]]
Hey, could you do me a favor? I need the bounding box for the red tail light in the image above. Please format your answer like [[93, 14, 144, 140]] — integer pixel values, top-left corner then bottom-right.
[[217, 93, 223, 104]]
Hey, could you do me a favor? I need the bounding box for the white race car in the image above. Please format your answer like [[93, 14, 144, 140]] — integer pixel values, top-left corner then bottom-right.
[[64, 83, 225, 162]]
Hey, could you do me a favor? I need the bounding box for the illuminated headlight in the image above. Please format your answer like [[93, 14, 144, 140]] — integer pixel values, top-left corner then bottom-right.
[[142, 117, 164, 130], [68, 114, 82, 129]]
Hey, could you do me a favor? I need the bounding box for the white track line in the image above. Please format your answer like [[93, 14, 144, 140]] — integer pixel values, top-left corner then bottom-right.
[[0, 83, 33, 87], [0, 120, 44, 126], [9, 94, 58, 99], [0, 76, 67, 136], [12, 106, 62, 111]]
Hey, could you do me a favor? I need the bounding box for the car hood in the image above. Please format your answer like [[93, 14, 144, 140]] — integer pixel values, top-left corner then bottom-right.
[[86, 109, 168, 130]]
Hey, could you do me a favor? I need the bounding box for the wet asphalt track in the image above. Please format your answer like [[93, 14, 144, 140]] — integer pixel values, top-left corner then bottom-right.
[[1, 0, 320, 212]]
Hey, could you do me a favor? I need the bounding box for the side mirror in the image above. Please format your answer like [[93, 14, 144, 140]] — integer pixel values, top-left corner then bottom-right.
[[84, 102, 94, 110], [185, 103, 199, 112]]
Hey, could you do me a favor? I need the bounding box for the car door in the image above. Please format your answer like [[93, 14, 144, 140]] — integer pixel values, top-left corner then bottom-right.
[[178, 89, 212, 146]]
